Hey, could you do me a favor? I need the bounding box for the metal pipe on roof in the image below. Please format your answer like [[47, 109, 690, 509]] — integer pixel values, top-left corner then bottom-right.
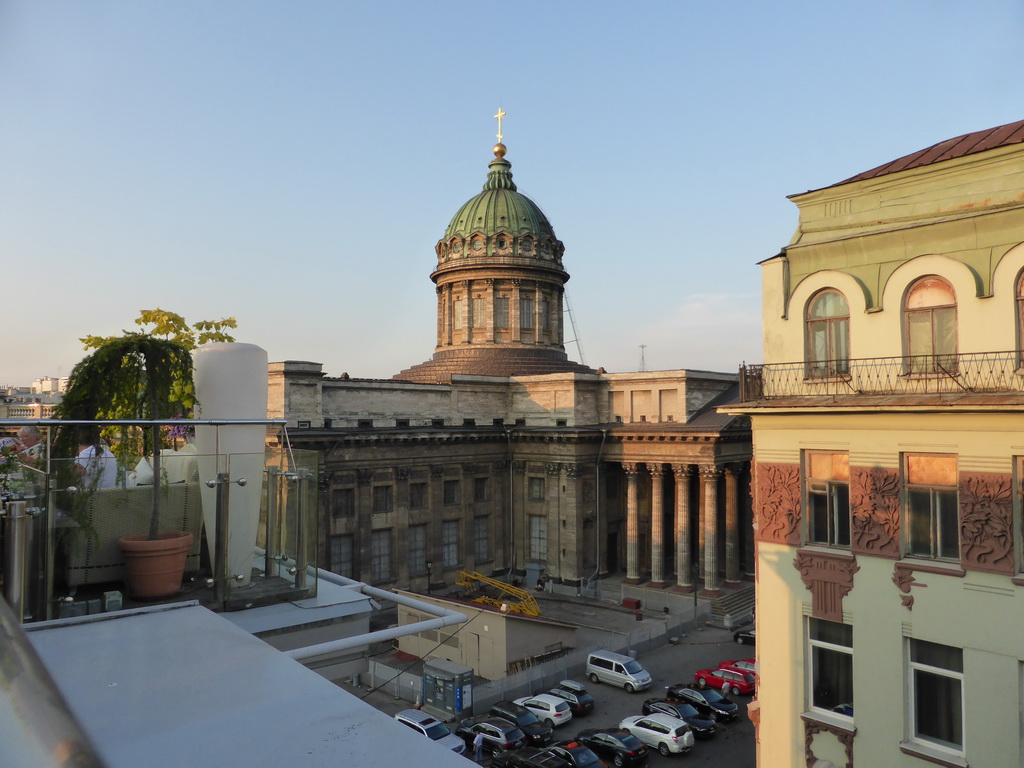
[[283, 572, 467, 661]]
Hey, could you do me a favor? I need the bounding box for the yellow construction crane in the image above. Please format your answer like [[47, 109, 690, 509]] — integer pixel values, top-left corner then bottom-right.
[[456, 570, 541, 617]]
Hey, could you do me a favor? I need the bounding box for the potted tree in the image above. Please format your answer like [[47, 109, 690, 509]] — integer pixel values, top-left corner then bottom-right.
[[55, 309, 235, 598]]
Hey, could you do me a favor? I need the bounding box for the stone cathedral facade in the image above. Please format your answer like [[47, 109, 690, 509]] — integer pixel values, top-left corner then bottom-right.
[[269, 138, 753, 599]]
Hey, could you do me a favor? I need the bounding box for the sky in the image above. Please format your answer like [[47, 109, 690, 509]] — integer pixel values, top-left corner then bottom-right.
[[2, 2, 1022, 386]]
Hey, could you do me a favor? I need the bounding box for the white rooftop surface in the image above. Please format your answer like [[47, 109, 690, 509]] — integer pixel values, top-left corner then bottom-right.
[[26, 602, 466, 768], [218, 571, 371, 634]]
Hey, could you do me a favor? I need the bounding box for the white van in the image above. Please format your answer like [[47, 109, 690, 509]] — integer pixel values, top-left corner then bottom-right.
[[586, 650, 652, 693]]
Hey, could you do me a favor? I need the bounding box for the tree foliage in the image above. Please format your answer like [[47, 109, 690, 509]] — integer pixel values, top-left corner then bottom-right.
[[80, 308, 236, 352]]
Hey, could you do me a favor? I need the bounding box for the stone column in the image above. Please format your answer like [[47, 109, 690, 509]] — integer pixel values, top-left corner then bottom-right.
[[649, 465, 666, 588], [511, 279, 521, 342], [486, 279, 497, 342], [672, 464, 693, 591], [700, 465, 722, 595], [623, 463, 641, 584], [725, 465, 740, 585]]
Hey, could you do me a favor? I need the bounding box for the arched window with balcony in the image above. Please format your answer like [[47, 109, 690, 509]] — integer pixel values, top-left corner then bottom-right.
[[806, 290, 850, 378], [905, 276, 957, 374]]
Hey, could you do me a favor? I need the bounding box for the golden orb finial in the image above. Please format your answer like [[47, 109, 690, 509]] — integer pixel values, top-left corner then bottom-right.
[[493, 143, 507, 158]]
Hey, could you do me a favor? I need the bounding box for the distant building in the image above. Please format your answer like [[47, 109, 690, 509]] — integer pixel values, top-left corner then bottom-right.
[[733, 119, 1024, 767], [273, 139, 754, 602]]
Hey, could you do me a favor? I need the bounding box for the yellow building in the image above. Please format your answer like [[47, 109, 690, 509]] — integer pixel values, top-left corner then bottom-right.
[[734, 119, 1024, 767]]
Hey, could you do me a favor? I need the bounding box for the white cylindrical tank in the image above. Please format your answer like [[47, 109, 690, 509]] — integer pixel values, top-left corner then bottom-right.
[[193, 342, 268, 588]]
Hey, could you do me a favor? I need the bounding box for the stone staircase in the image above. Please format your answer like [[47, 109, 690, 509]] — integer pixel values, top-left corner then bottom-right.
[[708, 584, 755, 629]]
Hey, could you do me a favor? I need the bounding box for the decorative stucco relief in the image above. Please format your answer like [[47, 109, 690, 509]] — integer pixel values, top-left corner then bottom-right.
[[793, 550, 859, 623], [804, 719, 854, 768], [892, 563, 926, 610], [849, 466, 900, 559], [754, 462, 801, 546], [959, 471, 1015, 575]]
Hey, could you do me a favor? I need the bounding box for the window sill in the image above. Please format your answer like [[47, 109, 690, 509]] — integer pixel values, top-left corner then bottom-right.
[[899, 741, 967, 767], [799, 544, 854, 558], [897, 558, 966, 578], [800, 709, 856, 737]]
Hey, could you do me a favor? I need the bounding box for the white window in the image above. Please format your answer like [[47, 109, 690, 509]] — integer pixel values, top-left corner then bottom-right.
[[495, 296, 510, 329], [809, 618, 853, 715], [471, 297, 484, 328], [370, 529, 391, 582], [453, 298, 463, 330], [908, 639, 963, 754], [529, 515, 547, 560], [905, 454, 959, 560], [905, 277, 957, 374], [806, 289, 850, 377], [806, 452, 850, 547], [442, 520, 459, 569]]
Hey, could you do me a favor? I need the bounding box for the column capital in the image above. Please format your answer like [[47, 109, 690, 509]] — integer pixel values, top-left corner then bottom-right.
[[672, 464, 693, 479], [622, 462, 641, 475], [647, 463, 665, 478], [699, 464, 722, 479]]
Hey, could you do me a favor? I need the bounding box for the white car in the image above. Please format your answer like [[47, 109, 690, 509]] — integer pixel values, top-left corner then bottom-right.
[[513, 694, 573, 727], [619, 713, 695, 756], [393, 709, 466, 754]]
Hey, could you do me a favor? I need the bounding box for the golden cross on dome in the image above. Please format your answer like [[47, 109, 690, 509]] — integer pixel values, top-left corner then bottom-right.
[[494, 107, 506, 143]]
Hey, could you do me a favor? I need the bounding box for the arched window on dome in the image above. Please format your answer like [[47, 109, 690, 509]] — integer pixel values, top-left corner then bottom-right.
[[806, 290, 850, 378], [905, 276, 957, 374]]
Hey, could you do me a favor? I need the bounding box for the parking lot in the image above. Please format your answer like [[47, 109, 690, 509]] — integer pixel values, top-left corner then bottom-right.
[[524, 625, 755, 767]]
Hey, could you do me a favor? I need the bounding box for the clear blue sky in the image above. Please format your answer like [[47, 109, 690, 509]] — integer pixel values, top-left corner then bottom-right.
[[2, 1, 1021, 386]]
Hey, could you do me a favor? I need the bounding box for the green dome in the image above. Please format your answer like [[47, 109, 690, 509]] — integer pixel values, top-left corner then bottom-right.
[[436, 146, 564, 265], [443, 153, 555, 239]]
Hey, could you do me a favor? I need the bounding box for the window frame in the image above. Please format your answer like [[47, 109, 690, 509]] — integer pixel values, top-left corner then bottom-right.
[[409, 482, 427, 509], [804, 451, 851, 548], [442, 519, 459, 569], [805, 289, 851, 379], [529, 514, 548, 561], [372, 485, 393, 514], [443, 479, 460, 506], [408, 524, 428, 576], [473, 516, 490, 562], [520, 295, 534, 329], [904, 276, 958, 375], [329, 534, 354, 578], [528, 476, 545, 502], [903, 453, 959, 562], [370, 529, 392, 582], [807, 618, 854, 718], [474, 476, 489, 503], [907, 639, 964, 756], [495, 296, 510, 329], [332, 487, 355, 518]]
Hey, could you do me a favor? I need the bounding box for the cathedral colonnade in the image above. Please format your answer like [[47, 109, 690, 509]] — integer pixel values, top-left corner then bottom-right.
[[617, 459, 751, 594]]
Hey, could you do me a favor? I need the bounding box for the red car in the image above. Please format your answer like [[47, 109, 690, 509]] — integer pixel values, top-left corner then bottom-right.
[[693, 667, 756, 696], [718, 658, 755, 673]]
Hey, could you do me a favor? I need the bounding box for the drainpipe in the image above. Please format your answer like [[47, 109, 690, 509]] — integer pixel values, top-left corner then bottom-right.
[[588, 429, 608, 585], [285, 571, 467, 661], [505, 427, 515, 577]]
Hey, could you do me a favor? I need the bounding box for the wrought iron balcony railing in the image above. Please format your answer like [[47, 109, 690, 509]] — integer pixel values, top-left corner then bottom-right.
[[739, 350, 1024, 402]]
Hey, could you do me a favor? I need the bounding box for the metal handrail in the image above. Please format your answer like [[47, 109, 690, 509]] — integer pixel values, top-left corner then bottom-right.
[[740, 350, 1024, 401]]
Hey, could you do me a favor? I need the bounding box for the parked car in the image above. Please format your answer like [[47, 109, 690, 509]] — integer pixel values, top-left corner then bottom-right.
[[640, 698, 717, 739], [491, 746, 572, 768], [455, 715, 528, 755], [575, 728, 649, 767], [718, 658, 755, 673], [586, 650, 652, 693], [549, 680, 595, 716], [547, 739, 609, 768], [733, 627, 756, 646], [693, 666, 756, 696], [514, 694, 574, 727], [490, 701, 555, 746], [393, 709, 466, 754], [664, 684, 740, 722], [618, 714, 694, 756]]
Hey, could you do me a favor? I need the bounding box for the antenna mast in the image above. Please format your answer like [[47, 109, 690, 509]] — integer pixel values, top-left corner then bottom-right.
[[563, 292, 586, 365]]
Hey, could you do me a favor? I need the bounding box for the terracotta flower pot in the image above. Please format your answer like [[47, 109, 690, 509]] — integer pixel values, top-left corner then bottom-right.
[[118, 532, 194, 599]]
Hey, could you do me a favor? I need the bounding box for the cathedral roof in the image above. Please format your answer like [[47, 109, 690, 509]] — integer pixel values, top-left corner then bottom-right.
[[442, 144, 558, 241]]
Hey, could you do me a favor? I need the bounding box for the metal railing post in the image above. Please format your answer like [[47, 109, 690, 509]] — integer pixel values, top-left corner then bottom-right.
[[291, 470, 309, 591], [264, 467, 279, 578], [3, 500, 28, 621], [212, 472, 231, 608]]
